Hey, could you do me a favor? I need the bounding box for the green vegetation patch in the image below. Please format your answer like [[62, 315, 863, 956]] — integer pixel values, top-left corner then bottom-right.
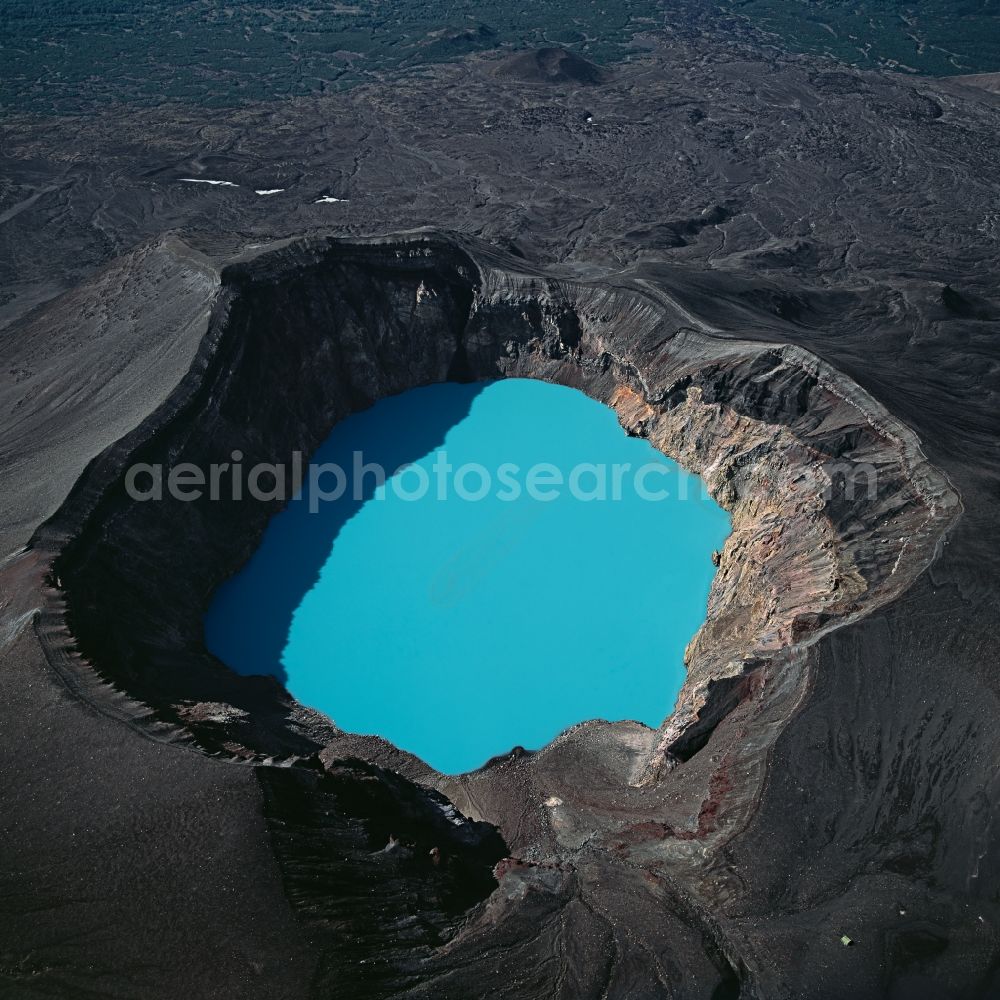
[[2, 0, 998, 114]]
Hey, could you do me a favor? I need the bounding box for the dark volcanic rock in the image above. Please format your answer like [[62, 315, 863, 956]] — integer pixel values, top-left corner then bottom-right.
[[257, 759, 507, 999], [493, 47, 611, 86]]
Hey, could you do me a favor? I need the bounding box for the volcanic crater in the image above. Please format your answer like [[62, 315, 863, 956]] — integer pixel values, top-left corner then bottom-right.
[[27, 230, 959, 992]]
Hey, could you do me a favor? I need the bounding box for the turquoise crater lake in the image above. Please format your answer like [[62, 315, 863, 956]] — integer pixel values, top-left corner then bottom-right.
[[204, 380, 730, 774]]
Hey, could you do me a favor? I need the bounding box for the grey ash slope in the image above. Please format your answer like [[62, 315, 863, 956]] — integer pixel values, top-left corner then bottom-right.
[[1, 39, 1000, 1000], [5, 37, 1000, 330]]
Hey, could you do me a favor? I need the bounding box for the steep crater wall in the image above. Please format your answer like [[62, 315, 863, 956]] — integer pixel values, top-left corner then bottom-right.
[[39, 233, 957, 789]]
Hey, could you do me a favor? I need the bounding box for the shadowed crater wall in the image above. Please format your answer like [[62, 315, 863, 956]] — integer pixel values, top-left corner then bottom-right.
[[203, 380, 490, 689]]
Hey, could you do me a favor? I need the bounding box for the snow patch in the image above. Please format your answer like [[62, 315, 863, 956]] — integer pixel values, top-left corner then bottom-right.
[[436, 802, 466, 826], [179, 178, 239, 187]]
